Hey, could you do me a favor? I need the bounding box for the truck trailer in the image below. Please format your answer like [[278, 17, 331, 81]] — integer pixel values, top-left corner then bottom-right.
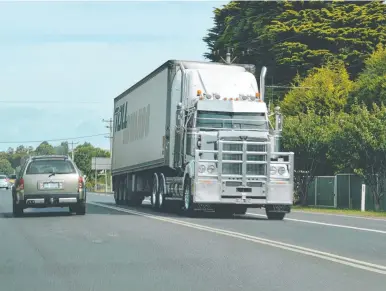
[[111, 60, 294, 219]]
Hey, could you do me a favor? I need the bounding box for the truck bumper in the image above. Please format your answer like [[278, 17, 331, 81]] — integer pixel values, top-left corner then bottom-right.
[[193, 178, 293, 207]]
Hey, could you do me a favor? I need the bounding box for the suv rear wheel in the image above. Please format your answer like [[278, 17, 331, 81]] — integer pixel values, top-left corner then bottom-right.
[[70, 202, 86, 215], [12, 199, 23, 217]]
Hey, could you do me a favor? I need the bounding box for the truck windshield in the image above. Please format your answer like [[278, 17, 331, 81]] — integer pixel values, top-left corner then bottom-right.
[[196, 111, 268, 130]]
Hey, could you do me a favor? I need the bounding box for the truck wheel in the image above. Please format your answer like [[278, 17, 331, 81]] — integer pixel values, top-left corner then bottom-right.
[[12, 199, 23, 217], [151, 173, 159, 209], [266, 210, 285, 220], [158, 173, 166, 210], [181, 178, 194, 217]]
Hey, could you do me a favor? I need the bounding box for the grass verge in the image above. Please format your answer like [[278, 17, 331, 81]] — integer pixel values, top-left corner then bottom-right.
[[292, 206, 386, 218]]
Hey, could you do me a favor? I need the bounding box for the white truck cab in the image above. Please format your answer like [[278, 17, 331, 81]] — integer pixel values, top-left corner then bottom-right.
[[112, 60, 294, 220]]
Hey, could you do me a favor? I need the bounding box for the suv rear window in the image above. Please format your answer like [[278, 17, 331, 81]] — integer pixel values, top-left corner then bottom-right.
[[9, 174, 16, 179], [26, 159, 76, 175], [0, 175, 6, 179]]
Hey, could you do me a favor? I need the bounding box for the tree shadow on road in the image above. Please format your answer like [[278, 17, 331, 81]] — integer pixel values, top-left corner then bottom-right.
[[0, 210, 72, 219], [0, 203, 134, 218]]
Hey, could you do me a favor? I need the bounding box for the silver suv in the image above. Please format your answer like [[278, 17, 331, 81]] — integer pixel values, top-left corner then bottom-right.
[[12, 155, 86, 217]]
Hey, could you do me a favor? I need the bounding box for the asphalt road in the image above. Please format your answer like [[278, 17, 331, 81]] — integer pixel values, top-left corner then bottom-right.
[[1, 189, 385, 291]]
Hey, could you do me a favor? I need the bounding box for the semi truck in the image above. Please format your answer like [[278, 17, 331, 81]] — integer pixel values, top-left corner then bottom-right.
[[111, 60, 294, 220]]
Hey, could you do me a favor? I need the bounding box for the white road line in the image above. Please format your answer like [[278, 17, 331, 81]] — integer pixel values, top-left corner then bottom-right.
[[247, 212, 386, 235], [89, 201, 386, 275], [292, 210, 386, 222]]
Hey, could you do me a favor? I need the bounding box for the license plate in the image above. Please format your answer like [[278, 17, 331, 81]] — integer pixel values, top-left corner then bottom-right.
[[43, 182, 59, 189]]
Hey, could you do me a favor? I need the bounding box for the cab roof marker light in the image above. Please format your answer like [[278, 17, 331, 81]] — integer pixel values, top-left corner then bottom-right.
[[213, 93, 221, 99], [240, 94, 248, 101]]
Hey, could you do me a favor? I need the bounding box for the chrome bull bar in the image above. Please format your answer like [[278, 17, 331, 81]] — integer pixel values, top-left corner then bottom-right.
[[195, 140, 271, 182], [194, 141, 294, 185]]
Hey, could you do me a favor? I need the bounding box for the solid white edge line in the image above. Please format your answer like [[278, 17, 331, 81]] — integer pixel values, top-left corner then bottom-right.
[[88, 193, 386, 221], [247, 212, 386, 235], [292, 210, 386, 222], [89, 201, 386, 275]]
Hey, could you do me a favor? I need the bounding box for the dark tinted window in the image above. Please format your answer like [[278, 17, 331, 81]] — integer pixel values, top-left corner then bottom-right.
[[26, 159, 76, 175], [197, 111, 268, 130], [9, 174, 16, 179]]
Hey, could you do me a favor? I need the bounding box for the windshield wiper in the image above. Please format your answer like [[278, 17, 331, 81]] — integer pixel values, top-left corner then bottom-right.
[[48, 172, 56, 178]]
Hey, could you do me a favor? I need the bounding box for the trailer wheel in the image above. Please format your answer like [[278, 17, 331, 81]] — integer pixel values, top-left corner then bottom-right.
[[182, 177, 194, 217], [151, 173, 159, 209], [127, 196, 144, 207]]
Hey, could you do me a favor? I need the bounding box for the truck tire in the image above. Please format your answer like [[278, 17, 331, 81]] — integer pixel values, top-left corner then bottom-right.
[[265, 210, 285, 220], [151, 173, 159, 209], [158, 173, 166, 210], [181, 177, 194, 217]]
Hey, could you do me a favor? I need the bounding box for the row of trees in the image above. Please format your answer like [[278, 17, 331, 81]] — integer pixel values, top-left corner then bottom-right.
[[282, 46, 386, 210], [204, 1, 386, 210], [0, 142, 110, 189]]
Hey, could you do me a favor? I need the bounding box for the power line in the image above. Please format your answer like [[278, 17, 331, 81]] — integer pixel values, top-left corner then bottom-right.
[[0, 133, 109, 144], [266, 85, 313, 89], [0, 101, 105, 104]]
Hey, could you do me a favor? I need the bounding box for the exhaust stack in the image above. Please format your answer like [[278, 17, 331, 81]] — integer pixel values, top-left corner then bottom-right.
[[260, 66, 267, 102]]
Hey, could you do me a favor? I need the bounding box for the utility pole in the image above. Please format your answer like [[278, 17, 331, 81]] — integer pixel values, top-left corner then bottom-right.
[[102, 118, 113, 192], [69, 141, 79, 160]]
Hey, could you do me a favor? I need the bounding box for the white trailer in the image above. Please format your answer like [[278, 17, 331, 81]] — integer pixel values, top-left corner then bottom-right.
[[112, 60, 294, 219]]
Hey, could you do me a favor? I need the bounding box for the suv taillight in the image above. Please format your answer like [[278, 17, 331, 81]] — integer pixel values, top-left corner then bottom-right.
[[19, 178, 24, 190], [78, 176, 83, 190]]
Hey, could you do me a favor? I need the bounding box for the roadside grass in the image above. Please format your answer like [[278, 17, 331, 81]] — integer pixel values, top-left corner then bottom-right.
[[293, 206, 386, 218]]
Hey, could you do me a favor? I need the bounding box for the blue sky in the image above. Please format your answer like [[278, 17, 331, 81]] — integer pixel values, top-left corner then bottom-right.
[[0, 0, 228, 151]]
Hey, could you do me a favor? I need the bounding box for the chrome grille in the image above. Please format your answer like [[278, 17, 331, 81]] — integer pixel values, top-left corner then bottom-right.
[[221, 139, 268, 177]]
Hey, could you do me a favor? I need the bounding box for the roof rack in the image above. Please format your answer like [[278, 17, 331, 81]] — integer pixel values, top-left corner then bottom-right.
[[30, 155, 70, 160]]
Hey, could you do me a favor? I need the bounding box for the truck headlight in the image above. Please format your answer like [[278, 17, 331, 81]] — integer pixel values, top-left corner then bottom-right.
[[278, 167, 286, 175], [207, 165, 216, 173], [198, 165, 206, 173], [271, 165, 286, 176]]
